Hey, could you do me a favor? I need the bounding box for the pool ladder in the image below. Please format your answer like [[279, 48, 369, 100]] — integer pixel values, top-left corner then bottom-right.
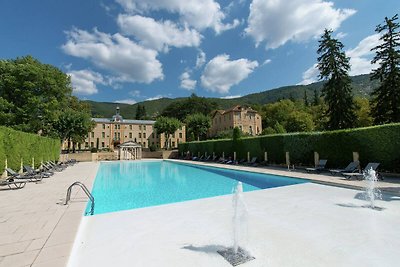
[[64, 181, 95, 215]]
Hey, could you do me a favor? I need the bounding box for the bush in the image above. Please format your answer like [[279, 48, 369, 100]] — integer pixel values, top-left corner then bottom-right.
[[178, 123, 400, 172], [90, 147, 98, 153], [0, 126, 60, 173]]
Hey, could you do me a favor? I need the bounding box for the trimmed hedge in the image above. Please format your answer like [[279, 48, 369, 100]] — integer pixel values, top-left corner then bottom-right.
[[0, 126, 60, 173], [178, 123, 400, 172]]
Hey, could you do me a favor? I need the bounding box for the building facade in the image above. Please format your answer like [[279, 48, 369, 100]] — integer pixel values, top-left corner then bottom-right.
[[63, 107, 186, 151], [209, 105, 262, 137]]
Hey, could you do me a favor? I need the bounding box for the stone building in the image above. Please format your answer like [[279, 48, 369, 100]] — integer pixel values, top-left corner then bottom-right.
[[209, 105, 262, 137], [63, 107, 186, 151]]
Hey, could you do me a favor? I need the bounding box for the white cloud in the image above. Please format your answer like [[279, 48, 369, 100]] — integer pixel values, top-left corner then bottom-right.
[[347, 33, 381, 76], [201, 54, 258, 94], [115, 0, 239, 34], [180, 71, 196, 90], [262, 59, 272, 65], [114, 99, 137, 105], [68, 69, 106, 95], [146, 95, 164, 101], [220, 95, 242, 99], [299, 64, 319, 85], [335, 32, 348, 39], [129, 90, 141, 97], [299, 33, 382, 84], [245, 0, 356, 49], [195, 50, 206, 69], [117, 15, 202, 52], [62, 28, 164, 84]]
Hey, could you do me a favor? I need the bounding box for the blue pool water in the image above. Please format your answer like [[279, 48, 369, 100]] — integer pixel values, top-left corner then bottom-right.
[[86, 161, 308, 215]]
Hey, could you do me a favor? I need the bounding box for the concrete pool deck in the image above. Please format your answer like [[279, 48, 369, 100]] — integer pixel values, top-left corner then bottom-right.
[[1, 159, 399, 266]]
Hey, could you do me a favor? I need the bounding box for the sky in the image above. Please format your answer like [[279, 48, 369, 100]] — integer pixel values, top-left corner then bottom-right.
[[0, 0, 399, 104]]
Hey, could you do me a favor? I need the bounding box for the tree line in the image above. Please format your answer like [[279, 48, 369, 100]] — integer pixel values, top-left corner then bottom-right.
[[0, 56, 94, 151]]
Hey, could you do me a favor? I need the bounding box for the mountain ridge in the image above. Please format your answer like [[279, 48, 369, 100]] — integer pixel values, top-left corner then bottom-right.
[[85, 74, 377, 119]]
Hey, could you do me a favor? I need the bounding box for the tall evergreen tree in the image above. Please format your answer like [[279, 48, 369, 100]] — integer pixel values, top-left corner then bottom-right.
[[303, 90, 309, 106], [317, 29, 355, 130], [135, 104, 147, 120], [312, 89, 321, 106], [370, 14, 400, 124]]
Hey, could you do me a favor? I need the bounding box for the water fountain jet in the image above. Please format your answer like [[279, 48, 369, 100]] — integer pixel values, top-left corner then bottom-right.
[[364, 168, 382, 209], [218, 182, 255, 266]]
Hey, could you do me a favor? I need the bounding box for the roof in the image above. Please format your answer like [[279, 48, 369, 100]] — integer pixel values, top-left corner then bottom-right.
[[210, 105, 258, 118], [92, 118, 155, 125], [117, 141, 142, 148]]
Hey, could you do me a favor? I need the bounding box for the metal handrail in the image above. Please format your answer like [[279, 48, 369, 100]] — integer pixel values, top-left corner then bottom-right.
[[64, 181, 95, 215]]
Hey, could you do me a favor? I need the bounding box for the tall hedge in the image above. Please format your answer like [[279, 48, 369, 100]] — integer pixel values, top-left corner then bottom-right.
[[0, 126, 60, 173], [178, 123, 400, 172]]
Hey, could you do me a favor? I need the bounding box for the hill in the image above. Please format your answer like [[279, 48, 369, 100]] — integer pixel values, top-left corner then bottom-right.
[[85, 74, 378, 119]]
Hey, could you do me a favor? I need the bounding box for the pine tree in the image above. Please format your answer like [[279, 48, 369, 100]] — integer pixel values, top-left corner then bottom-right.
[[317, 29, 355, 130], [312, 89, 320, 106], [135, 104, 147, 120], [303, 90, 309, 106], [370, 14, 400, 124]]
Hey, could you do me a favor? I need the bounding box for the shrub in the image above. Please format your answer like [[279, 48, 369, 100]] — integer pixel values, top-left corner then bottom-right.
[[0, 126, 60, 173], [178, 123, 400, 172]]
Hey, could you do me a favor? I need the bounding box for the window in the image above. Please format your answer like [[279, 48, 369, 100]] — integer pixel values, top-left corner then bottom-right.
[[143, 125, 146, 130], [139, 125, 142, 130], [102, 132, 105, 138], [102, 124, 105, 129], [143, 133, 146, 138], [114, 132, 117, 138], [114, 124, 117, 129], [101, 142, 105, 148], [179, 133, 182, 138], [172, 141, 175, 147], [129, 132, 132, 138], [139, 133, 141, 138], [90, 142, 94, 147], [118, 124, 120, 129], [91, 132, 94, 138], [117, 132, 120, 139], [85, 142, 88, 147], [129, 125, 132, 130]]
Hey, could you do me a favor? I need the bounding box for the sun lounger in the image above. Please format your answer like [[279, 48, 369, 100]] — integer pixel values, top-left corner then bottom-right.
[[329, 161, 359, 175], [245, 157, 258, 166], [6, 168, 43, 182], [24, 165, 52, 178], [342, 162, 381, 180], [0, 177, 26, 189], [306, 159, 328, 173]]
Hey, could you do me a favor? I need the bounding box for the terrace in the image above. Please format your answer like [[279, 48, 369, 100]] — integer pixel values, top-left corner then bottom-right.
[[0, 160, 399, 267]]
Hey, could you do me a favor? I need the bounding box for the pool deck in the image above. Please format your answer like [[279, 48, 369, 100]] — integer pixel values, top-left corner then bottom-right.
[[1, 159, 399, 267]]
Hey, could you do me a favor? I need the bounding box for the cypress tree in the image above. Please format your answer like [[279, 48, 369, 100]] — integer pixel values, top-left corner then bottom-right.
[[313, 89, 320, 106], [370, 14, 400, 124], [303, 90, 309, 106], [317, 29, 355, 130]]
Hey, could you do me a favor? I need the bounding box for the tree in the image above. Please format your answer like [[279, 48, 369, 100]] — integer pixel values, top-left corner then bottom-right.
[[184, 113, 211, 141], [370, 14, 400, 124], [0, 55, 72, 133], [52, 109, 95, 153], [161, 93, 218, 121], [154, 116, 182, 149], [303, 90, 309, 106], [261, 99, 315, 133], [312, 89, 321, 106], [135, 104, 147, 120], [317, 29, 356, 130], [354, 97, 373, 127]]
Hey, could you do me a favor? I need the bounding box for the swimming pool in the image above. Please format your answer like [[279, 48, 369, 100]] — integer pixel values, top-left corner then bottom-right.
[[86, 160, 308, 215]]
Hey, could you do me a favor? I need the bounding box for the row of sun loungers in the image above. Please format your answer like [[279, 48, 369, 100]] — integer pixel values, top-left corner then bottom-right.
[[183, 154, 383, 180], [0, 159, 77, 190], [306, 159, 382, 180]]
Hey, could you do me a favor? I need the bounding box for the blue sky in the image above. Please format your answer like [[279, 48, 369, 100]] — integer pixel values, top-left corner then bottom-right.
[[0, 0, 399, 104]]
